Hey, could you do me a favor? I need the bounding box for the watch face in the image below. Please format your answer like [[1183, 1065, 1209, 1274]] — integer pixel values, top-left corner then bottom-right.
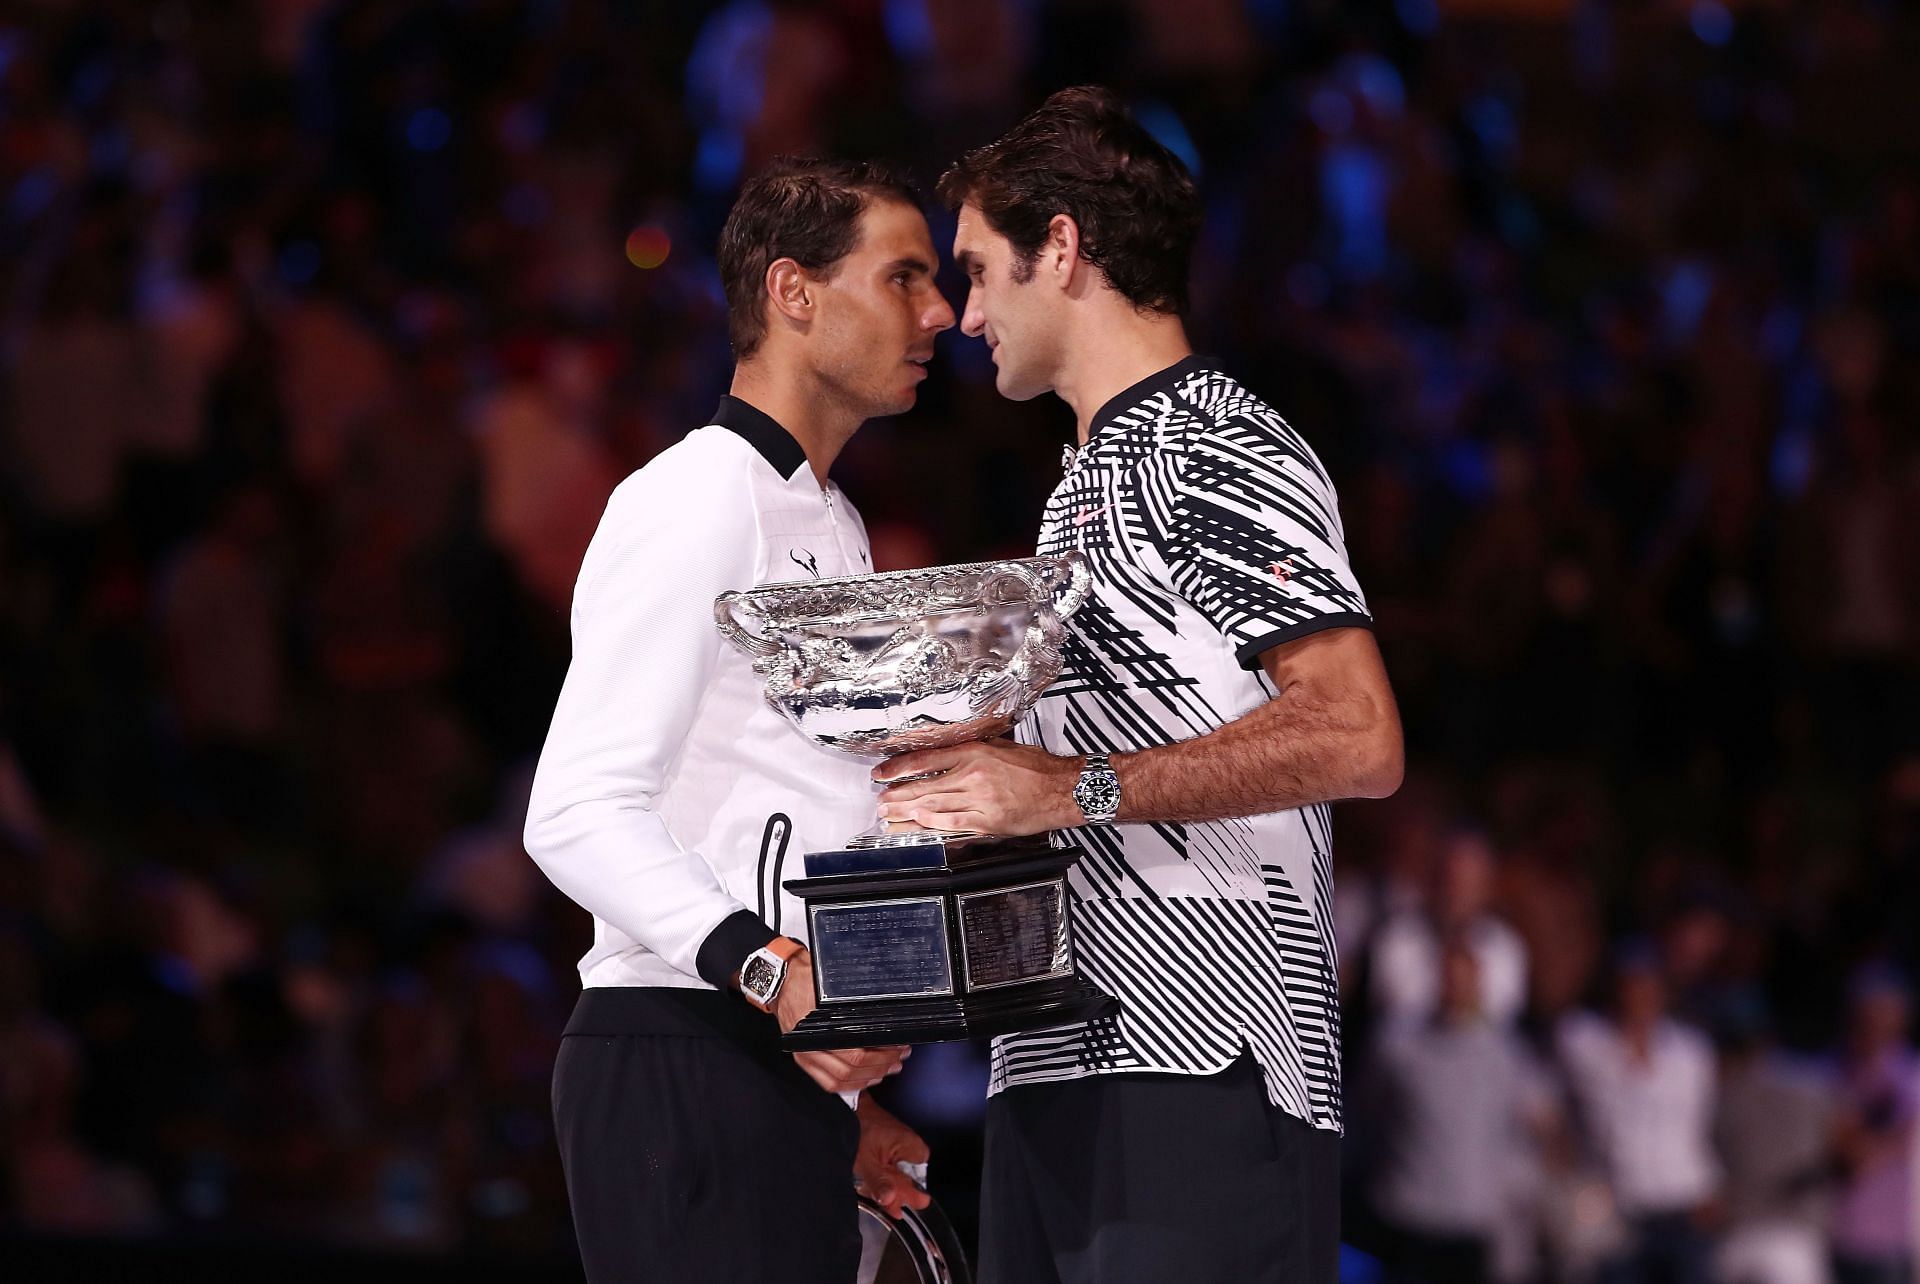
[[1077, 772, 1120, 819], [742, 955, 777, 998]]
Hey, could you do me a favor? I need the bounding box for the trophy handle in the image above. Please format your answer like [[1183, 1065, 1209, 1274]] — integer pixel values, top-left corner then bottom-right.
[[713, 591, 782, 658], [1049, 553, 1092, 620]]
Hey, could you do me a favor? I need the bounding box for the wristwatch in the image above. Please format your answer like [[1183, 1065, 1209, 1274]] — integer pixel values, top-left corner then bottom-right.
[[739, 936, 804, 1012], [1072, 753, 1122, 824]]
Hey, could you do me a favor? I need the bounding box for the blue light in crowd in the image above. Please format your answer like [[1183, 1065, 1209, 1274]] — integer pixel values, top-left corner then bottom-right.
[[1690, 1, 1734, 47], [1660, 259, 1715, 343], [685, 1, 770, 128], [1323, 143, 1391, 278], [1246, 0, 1288, 37], [278, 239, 322, 287], [883, 0, 934, 59], [1441, 439, 1494, 502], [8, 168, 56, 221], [1466, 94, 1518, 161], [1339, 1244, 1385, 1284], [685, 0, 771, 192], [1135, 101, 1202, 177], [1770, 426, 1815, 499], [1346, 54, 1406, 117], [407, 106, 453, 152], [694, 127, 744, 193], [1396, 0, 1441, 38], [885, 1041, 989, 1128]]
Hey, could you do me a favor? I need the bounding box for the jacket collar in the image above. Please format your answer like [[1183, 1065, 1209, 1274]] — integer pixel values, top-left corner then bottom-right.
[[711, 395, 811, 481]]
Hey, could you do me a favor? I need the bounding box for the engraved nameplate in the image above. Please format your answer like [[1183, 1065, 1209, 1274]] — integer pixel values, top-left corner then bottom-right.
[[957, 880, 1071, 991], [810, 897, 955, 1003]]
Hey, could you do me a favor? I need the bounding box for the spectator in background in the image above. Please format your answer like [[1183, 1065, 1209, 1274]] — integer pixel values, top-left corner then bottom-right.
[[1371, 825, 1530, 1030], [1558, 943, 1721, 1284], [0, 927, 159, 1234], [1364, 936, 1551, 1284], [1661, 892, 1742, 1034], [1827, 968, 1917, 1284], [155, 483, 289, 829], [1713, 989, 1836, 1284]]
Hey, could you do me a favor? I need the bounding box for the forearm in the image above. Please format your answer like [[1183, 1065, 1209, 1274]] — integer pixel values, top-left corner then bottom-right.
[[875, 629, 1402, 836], [1112, 677, 1401, 825], [523, 794, 770, 985]]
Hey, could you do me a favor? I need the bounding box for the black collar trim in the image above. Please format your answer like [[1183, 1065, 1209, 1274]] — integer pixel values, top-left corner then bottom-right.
[[711, 395, 810, 479], [1087, 354, 1213, 438]]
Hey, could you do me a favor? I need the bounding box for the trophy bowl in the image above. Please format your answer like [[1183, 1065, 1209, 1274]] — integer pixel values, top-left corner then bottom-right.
[[714, 554, 1092, 762], [713, 554, 1119, 1049]]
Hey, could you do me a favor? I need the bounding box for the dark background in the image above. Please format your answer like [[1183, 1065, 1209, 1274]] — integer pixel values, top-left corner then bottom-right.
[[0, 0, 1915, 1278]]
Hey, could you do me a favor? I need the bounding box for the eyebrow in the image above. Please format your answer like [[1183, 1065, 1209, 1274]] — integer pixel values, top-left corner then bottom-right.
[[954, 249, 980, 272], [886, 256, 934, 276]]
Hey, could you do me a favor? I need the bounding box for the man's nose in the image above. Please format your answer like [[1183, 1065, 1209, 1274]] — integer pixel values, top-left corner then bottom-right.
[[925, 290, 956, 334], [960, 292, 985, 339]]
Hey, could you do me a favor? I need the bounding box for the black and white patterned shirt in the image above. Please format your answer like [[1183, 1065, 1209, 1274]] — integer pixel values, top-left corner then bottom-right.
[[996, 356, 1371, 1131]]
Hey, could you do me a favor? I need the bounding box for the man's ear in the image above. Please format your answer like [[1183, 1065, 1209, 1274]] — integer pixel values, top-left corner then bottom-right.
[[766, 258, 812, 326], [1045, 213, 1083, 291]]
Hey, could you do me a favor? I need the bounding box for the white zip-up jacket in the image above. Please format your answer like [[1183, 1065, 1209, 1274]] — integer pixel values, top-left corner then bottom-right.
[[524, 397, 881, 993]]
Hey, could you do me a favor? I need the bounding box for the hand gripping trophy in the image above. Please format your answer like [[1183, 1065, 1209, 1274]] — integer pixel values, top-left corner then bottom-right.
[[715, 556, 1119, 1049]]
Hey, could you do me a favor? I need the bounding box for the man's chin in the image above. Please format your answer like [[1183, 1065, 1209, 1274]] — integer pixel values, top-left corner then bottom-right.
[[874, 388, 919, 418], [993, 369, 1042, 402]]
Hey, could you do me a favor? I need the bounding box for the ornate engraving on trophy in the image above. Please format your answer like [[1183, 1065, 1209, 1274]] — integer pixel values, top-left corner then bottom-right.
[[957, 881, 1071, 991], [810, 897, 955, 1003], [715, 556, 1092, 775]]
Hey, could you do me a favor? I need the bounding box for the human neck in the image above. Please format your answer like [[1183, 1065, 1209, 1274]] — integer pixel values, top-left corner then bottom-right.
[[729, 359, 860, 486], [1053, 309, 1194, 445]]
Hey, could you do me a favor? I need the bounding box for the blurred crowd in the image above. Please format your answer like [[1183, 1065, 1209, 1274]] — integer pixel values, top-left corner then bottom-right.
[[1342, 823, 1917, 1284], [0, 0, 1915, 1277]]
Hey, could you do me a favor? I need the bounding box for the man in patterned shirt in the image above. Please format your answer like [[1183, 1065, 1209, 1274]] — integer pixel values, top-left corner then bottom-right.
[[875, 87, 1404, 1283]]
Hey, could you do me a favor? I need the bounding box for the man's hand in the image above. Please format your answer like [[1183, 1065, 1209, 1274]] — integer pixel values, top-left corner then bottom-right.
[[774, 950, 910, 1093], [874, 740, 1083, 837], [853, 1096, 933, 1220]]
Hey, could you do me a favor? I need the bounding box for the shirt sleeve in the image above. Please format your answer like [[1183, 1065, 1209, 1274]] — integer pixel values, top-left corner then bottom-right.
[[1155, 412, 1372, 670], [523, 457, 775, 988]]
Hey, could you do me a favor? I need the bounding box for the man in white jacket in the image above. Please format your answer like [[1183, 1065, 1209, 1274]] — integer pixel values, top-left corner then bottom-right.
[[524, 156, 955, 1283]]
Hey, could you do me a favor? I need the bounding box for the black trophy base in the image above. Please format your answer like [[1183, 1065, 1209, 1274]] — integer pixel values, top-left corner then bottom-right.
[[783, 972, 1117, 1051], [780, 835, 1120, 1051]]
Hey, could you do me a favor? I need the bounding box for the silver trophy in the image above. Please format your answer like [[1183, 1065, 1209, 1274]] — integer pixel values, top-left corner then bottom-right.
[[715, 556, 1119, 1049]]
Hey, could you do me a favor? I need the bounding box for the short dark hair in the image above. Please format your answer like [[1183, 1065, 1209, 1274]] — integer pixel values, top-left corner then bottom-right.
[[937, 86, 1202, 316], [717, 156, 920, 360]]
